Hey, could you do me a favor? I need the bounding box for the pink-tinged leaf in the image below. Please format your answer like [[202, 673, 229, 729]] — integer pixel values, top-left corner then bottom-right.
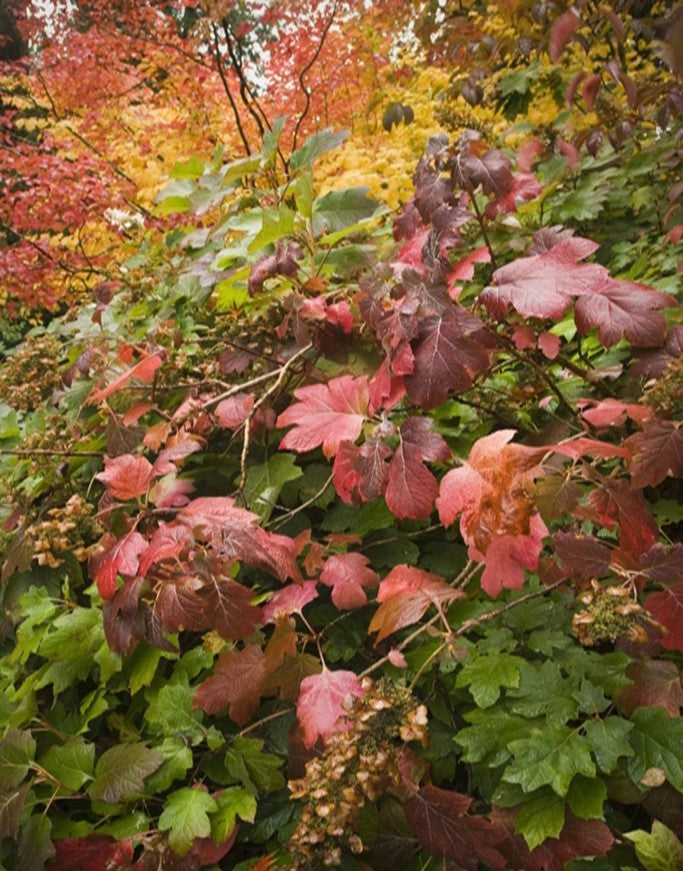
[[581, 72, 603, 108], [368, 358, 406, 411], [90, 531, 147, 599], [557, 138, 579, 170], [122, 402, 154, 426], [574, 280, 675, 348], [580, 398, 653, 428], [148, 473, 194, 508], [215, 393, 254, 429], [89, 354, 163, 403], [320, 553, 379, 610], [262, 580, 319, 623], [388, 648, 408, 668], [95, 454, 154, 501], [277, 375, 371, 458], [549, 9, 580, 62], [152, 433, 203, 475], [479, 520, 547, 597], [325, 301, 354, 334], [552, 437, 630, 460], [512, 325, 536, 351], [405, 307, 494, 410], [396, 227, 430, 274], [199, 576, 262, 641], [386, 417, 450, 520], [481, 236, 604, 321], [369, 565, 464, 642], [139, 523, 192, 576], [405, 785, 507, 870], [614, 659, 683, 717], [332, 442, 363, 504], [193, 644, 267, 725], [538, 331, 560, 359], [103, 577, 146, 654], [296, 668, 364, 748], [644, 584, 683, 653], [589, 482, 658, 559], [625, 419, 683, 489], [517, 138, 544, 172], [154, 576, 207, 632], [448, 246, 491, 283], [553, 532, 611, 581]]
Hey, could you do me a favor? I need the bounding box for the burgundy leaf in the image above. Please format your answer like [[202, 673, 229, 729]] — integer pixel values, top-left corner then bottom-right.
[[193, 644, 267, 725], [639, 544, 683, 584], [102, 577, 147, 654], [320, 552, 379, 609], [553, 532, 611, 581], [574, 280, 674, 348], [451, 145, 515, 199], [154, 576, 207, 633], [50, 837, 134, 871], [139, 523, 192, 576], [589, 482, 658, 559], [625, 419, 683, 488], [248, 241, 302, 296], [644, 583, 683, 653], [614, 659, 683, 717], [404, 785, 507, 870], [405, 306, 493, 410], [385, 417, 450, 520], [630, 325, 683, 378], [199, 576, 262, 641]]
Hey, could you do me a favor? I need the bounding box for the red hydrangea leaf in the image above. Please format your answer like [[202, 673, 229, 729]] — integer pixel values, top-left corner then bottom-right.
[[436, 463, 484, 527], [452, 145, 514, 199], [193, 644, 267, 725], [90, 531, 147, 599], [369, 565, 464, 642], [179, 497, 301, 582], [644, 584, 683, 653], [396, 226, 430, 273], [368, 358, 406, 411], [574, 280, 675, 348], [625, 419, 683, 489], [589, 483, 658, 559], [139, 523, 192, 576], [551, 437, 629, 461], [553, 533, 611, 581], [386, 416, 450, 520], [262, 580, 319, 623], [277, 375, 371, 458], [614, 659, 683, 717], [404, 785, 507, 870], [152, 433, 203, 475], [512, 325, 536, 350], [89, 353, 163, 403], [404, 307, 494, 410], [102, 577, 146, 654], [215, 393, 254, 429], [478, 519, 546, 597], [320, 552, 379, 609], [154, 576, 207, 633], [199, 576, 262, 641], [51, 837, 134, 871], [296, 668, 364, 748], [549, 9, 581, 62], [95, 454, 154, 501], [354, 434, 393, 502], [538, 331, 560, 359], [332, 441, 363, 504], [484, 173, 542, 219], [580, 398, 653, 428], [325, 301, 353, 334], [481, 236, 604, 321]]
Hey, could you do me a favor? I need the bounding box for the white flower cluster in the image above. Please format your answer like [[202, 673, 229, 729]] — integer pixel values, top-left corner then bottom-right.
[[103, 208, 145, 231]]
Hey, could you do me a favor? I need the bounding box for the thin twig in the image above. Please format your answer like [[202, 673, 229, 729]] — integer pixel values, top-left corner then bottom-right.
[[0, 448, 102, 458], [268, 474, 333, 529]]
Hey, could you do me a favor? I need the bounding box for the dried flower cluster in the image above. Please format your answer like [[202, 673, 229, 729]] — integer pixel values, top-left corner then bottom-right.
[[0, 334, 63, 411], [287, 677, 428, 868], [26, 494, 103, 567], [572, 580, 662, 648]]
